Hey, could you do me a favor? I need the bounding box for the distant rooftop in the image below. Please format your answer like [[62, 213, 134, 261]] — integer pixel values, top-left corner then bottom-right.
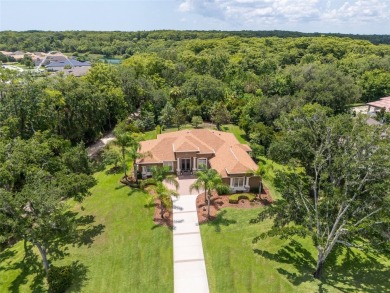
[[46, 57, 91, 68], [367, 96, 390, 112]]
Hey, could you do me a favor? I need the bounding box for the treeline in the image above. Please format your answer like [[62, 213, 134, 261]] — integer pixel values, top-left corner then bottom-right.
[[1, 35, 390, 148], [1, 30, 390, 57]]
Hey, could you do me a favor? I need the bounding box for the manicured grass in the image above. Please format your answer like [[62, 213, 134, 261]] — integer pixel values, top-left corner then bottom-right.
[[200, 207, 390, 293], [0, 171, 173, 293], [222, 124, 248, 144]]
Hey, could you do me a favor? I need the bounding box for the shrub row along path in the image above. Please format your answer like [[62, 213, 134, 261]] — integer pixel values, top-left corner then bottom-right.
[[170, 177, 210, 293]]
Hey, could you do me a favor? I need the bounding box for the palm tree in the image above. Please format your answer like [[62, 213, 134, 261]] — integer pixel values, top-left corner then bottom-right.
[[114, 131, 136, 179], [127, 142, 152, 183], [190, 169, 227, 220], [141, 165, 179, 190], [140, 166, 180, 219], [150, 182, 178, 219], [255, 158, 273, 195]]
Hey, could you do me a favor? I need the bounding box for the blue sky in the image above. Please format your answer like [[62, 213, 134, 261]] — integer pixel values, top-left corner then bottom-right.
[[1, 0, 389, 34]]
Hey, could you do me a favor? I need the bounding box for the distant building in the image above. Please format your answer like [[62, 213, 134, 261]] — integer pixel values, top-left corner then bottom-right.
[[45, 55, 91, 76], [367, 96, 390, 114], [45, 56, 91, 71]]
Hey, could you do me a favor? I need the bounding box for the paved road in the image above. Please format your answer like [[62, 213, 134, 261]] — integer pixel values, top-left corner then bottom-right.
[[172, 194, 209, 293]]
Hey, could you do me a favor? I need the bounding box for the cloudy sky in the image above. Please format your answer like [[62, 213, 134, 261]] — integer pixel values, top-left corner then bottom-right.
[[1, 0, 389, 34]]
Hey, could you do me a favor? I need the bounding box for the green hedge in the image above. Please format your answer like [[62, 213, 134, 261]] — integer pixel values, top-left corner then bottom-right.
[[228, 193, 256, 204], [216, 184, 232, 195]]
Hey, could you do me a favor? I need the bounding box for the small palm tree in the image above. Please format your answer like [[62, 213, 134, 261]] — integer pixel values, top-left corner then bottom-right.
[[114, 131, 136, 179], [151, 182, 178, 219], [255, 158, 273, 195], [127, 143, 152, 183], [141, 165, 179, 190], [190, 169, 227, 220]]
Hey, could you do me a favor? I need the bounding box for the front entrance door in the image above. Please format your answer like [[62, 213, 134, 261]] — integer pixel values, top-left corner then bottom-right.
[[181, 158, 191, 172]]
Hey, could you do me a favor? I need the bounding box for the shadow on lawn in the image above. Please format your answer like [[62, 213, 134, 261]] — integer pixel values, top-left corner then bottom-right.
[[1, 247, 46, 293], [204, 210, 237, 232], [253, 239, 390, 293], [323, 247, 390, 293], [0, 212, 103, 293]]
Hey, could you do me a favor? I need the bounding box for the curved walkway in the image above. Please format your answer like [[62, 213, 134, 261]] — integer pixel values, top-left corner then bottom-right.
[[171, 178, 209, 293]]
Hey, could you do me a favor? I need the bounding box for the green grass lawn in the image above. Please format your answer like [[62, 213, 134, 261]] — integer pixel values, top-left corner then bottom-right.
[[200, 207, 390, 293], [0, 171, 173, 293], [222, 124, 248, 144]]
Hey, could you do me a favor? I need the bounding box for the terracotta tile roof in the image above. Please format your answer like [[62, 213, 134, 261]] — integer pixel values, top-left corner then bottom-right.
[[367, 96, 390, 112], [137, 129, 258, 177]]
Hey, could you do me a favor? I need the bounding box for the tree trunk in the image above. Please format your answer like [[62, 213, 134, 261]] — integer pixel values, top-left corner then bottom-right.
[[22, 239, 29, 262], [35, 243, 49, 274], [133, 160, 138, 183], [313, 249, 325, 279], [160, 202, 165, 219], [122, 147, 127, 179], [204, 188, 207, 203], [207, 191, 211, 220]]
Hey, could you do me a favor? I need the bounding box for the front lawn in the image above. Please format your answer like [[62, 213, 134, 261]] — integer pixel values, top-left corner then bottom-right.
[[200, 207, 390, 293], [0, 171, 173, 293]]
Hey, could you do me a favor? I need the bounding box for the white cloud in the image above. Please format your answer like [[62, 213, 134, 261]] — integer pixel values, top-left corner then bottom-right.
[[177, 0, 390, 30], [323, 0, 389, 22]]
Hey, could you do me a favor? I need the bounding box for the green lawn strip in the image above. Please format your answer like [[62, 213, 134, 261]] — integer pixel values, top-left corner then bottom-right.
[[200, 207, 390, 293], [0, 171, 173, 293], [222, 124, 248, 144]]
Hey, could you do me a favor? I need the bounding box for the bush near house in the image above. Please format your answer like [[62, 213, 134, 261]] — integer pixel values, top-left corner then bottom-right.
[[228, 193, 256, 204]]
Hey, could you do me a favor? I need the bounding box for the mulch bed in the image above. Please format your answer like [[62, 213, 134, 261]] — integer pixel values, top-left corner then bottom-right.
[[152, 198, 173, 228], [196, 186, 273, 224]]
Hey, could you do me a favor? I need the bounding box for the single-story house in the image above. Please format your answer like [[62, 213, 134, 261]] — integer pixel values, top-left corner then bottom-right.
[[136, 129, 261, 193], [367, 96, 390, 114]]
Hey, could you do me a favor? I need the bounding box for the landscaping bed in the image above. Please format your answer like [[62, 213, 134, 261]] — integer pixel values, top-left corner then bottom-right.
[[152, 198, 173, 228], [196, 187, 273, 224]]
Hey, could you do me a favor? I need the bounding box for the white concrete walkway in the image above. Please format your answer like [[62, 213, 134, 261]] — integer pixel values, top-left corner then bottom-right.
[[172, 194, 209, 293]]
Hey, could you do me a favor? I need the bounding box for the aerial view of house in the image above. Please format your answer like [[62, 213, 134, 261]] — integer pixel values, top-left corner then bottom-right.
[[137, 129, 260, 193]]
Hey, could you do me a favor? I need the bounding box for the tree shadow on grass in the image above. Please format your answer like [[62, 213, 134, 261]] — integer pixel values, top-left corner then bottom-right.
[[1, 212, 104, 293], [1, 244, 46, 293], [253, 239, 315, 286], [253, 239, 390, 293], [322, 247, 390, 293], [203, 210, 237, 232], [67, 261, 89, 292]]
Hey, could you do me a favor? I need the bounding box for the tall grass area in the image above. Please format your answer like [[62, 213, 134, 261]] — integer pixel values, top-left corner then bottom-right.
[[0, 171, 173, 293], [200, 207, 390, 293]]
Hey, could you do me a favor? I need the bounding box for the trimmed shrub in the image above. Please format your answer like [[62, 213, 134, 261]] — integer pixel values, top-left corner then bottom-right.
[[228, 193, 256, 204], [215, 184, 232, 195]]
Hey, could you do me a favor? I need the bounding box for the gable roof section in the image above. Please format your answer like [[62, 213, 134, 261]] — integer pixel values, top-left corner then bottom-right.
[[137, 129, 258, 177]]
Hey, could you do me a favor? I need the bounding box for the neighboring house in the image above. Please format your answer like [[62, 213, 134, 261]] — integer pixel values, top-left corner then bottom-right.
[[45, 55, 91, 75], [136, 129, 261, 193], [367, 96, 390, 114]]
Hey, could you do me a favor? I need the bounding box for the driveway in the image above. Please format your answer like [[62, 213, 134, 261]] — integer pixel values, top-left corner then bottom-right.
[[170, 176, 209, 293], [165, 176, 197, 195], [172, 195, 209, 293]]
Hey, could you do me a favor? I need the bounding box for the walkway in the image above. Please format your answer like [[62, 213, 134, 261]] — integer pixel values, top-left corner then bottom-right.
[[172, 190, 209, 293]]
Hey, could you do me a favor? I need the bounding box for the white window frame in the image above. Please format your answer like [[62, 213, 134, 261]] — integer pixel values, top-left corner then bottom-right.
[[163, 161, 174, 171], [197, 158, 207, 170], [142, 165, 153, 173], [232, 177, 245, 188]]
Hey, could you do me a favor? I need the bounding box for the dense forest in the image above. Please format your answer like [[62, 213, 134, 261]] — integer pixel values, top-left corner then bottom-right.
[[1, 30, 390, 55], [1, 32, 390, 148]]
